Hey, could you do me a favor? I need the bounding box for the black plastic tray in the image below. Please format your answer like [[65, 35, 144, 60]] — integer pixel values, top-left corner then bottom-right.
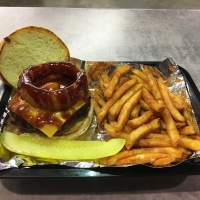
[[0, 61, 200, 179]]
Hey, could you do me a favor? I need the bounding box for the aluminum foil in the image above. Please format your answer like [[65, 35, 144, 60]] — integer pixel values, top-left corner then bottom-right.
[[0, 57, 199, 170]]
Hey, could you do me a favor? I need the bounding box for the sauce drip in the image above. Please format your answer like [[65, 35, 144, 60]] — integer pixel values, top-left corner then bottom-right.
[[8, 93, 73, 129]]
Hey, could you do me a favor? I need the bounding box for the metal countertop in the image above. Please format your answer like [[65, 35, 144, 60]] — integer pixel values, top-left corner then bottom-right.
[[0, 7, 200, 200], [0, 7, 200, 89]]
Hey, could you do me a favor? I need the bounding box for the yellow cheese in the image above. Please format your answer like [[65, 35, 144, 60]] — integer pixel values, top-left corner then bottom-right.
[[39, 124, 59, 137], [38, 100, 86, 137], [8, 93, 87, 137]]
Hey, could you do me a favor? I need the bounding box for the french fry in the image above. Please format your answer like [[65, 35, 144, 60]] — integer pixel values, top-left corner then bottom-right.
[[92, 98, 107, 124], [183, 102, 193, 125], [100, 79, 109, 89], [182, 102, 199, 133], [86, 62, 98, 80], [158, 100, 166, 107], [175, 122, 186, 129], [98, 77, 107, 96], [97, 78, 138, 124], [104, 123, 129, 139], [179, 147, 192, 156], [161, 120, 185, 130], [147, 73, 162, 100], [127, 111, 153, 129], [100, 71, 110, 87], [93, 70, 105, 82], [108, 83, 142, 122], [104, 65, 131, 99], [174, 153, 190, 163], [179, 137, 200, 151], [93, 87, 105, 100], [115, 90, 142, 132], [142, 65, 152, 75], [104, 71, 121, 99], [158, 77, 185, 122], [98, 73, 109, 89], [90, 90, 105, 106], [161, 108, 180, 147], [142, 88, 165, 112], [179, 126, 196, 135], [116, 153, 168, 166], [114, 77, 131, 91], [169, 92, 184, 110], [142, 65, 159, 77], [107, 147, 182, 165], [131, 68, 148, 82], [99, 157, 109, 165], [125, 118, 160, 150], [109, 121, 117, 127], [130, 74, 150, 91], [112, 64, 131, 78], [139, 99, 152, 111], [107, 150, 134, 166], [154, 147, 182, 158], [124, 125, 133, 134], [138, 138, 172, 148], [87, 62, 115, 81], [152, 155, 175, 166], [181, 147, 192, 155], [146, 133, 170, 140], [91, 99, 101, 116], [130, 104, 141, 119]]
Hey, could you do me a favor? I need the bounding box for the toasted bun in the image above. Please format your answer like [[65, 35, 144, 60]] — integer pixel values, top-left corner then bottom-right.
[[0, 40, 4, 49], [0, 26, 70, 89]]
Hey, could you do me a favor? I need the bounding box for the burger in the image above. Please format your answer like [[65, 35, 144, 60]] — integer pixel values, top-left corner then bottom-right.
[[0, 26, 93, 139], [5, 61, 93, 139]]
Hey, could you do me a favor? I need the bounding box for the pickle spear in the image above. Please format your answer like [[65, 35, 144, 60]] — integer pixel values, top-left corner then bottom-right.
[[0, 140, 12, 161], [1, 131, 125, 160]]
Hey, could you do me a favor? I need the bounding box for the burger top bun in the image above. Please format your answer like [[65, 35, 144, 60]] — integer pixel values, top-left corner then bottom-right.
[[0, 26, 70, 89]]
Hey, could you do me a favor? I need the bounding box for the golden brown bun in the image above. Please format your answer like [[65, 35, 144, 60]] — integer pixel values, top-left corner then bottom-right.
[[0, 40, 4, 49], [0, 26, 70, 89]]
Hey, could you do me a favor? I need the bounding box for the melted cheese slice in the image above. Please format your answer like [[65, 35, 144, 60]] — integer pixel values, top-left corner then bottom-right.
[[8, 93, 87, 137]]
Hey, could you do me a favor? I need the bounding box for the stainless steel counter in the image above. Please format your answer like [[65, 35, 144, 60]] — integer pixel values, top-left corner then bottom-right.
[[1, 7, 200, 89], [0, 7, 200, 200]]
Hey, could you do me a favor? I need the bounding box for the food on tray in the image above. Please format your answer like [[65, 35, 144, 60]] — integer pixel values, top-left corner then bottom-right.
[[7, 61, 91, 138], [0, 26, 199, 168], [0, 139, 11, 161], [86, 62, 200, 166], [0, 26, 70, 89], [1, 131, 125, 160], [86, 61, 117, 83], [0, 26, 125, 162]]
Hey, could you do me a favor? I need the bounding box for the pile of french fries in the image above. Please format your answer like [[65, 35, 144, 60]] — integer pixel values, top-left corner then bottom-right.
[[87, 62, 200, 167]]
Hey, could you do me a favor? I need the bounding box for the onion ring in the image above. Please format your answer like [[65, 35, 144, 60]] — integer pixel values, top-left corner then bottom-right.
[[18, 62, 88, 111]]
